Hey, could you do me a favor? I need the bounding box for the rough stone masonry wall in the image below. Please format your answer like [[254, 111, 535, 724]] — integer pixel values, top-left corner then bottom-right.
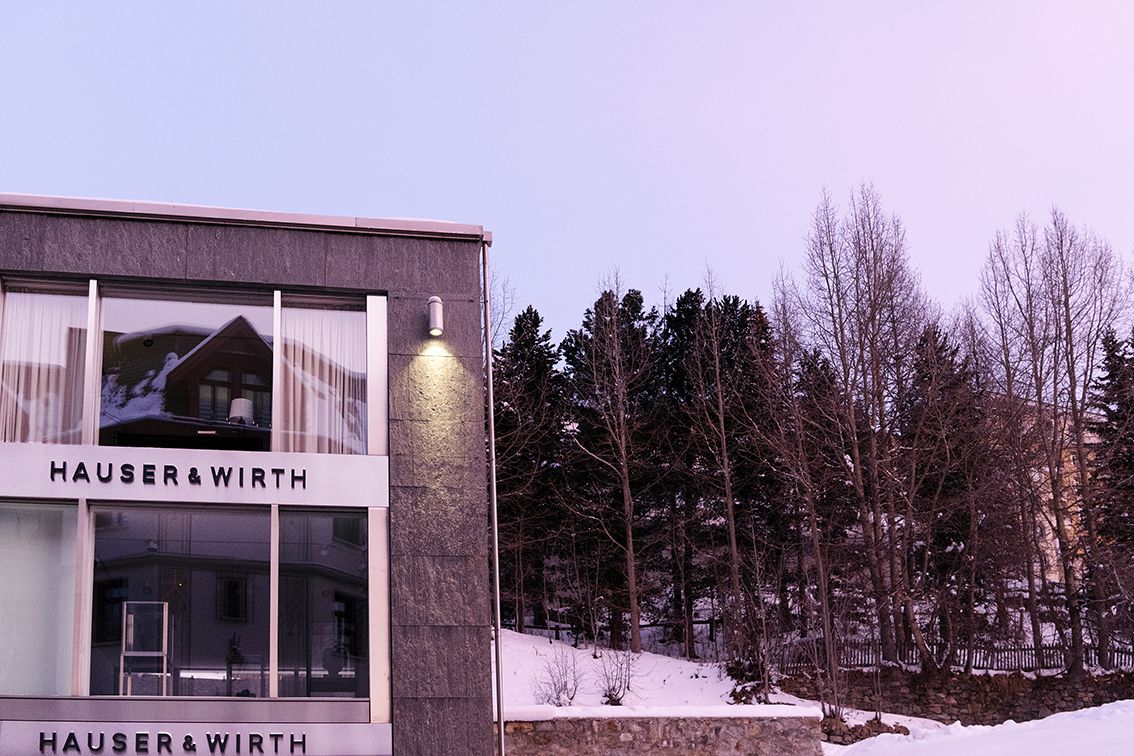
[[781, 669, 1134, 726], [502, 717, 822, 756]]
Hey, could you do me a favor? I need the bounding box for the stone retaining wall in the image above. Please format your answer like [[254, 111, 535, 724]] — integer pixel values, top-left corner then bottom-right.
[[781, 669, 1134, 725], [502, 716, 822, 755]]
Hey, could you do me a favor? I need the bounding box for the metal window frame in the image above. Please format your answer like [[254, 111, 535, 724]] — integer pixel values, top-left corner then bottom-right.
[[26, 280, 392, 712]]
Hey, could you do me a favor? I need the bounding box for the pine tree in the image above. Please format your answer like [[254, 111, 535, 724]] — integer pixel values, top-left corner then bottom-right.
[[494, 306, 566, 633], [561, 287, 661, 652]]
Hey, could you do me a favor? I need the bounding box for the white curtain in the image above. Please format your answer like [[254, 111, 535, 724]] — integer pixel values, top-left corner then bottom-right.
[[280, 306, 367, 454], [0, 292, 88, 444], [0, 502, 76, 695]]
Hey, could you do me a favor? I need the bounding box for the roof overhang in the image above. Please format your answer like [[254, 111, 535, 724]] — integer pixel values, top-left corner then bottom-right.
[[0, 192, 491, 244]]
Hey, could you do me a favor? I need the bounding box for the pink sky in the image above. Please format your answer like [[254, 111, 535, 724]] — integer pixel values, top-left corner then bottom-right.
[[1, 2, 1131, 336]]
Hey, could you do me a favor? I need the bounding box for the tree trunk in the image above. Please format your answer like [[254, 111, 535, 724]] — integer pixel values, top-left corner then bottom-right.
[[622, 471, 643, 653]]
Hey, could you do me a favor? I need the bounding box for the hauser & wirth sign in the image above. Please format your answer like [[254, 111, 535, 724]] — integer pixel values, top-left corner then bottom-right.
[[0, 722, 391, 756], [0, 443, 388, 508]]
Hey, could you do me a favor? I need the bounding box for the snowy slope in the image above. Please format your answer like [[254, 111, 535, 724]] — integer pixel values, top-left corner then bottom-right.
[[833, 699, 1134, 755], [495, 629, 819, 720], [497, 630, 1134, 754]]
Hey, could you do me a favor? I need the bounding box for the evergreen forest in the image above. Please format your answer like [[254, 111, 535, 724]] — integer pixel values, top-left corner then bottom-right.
[[491, 187, 1134, 697]]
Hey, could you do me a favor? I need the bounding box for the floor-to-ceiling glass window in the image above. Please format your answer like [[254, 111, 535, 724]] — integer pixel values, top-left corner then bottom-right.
[[279, 509, 369, 698], [0, 501, 77, 695], [99, 293, 274, 451], [0, 288, 87, 444], [89, 506, 271, 697], [279, 303, 367, 454]]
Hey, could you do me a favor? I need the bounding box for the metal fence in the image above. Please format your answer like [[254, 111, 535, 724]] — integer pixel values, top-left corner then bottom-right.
[[779, 638, 1134, 674]]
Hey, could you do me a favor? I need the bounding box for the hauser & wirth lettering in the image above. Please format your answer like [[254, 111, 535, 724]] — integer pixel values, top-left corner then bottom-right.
[[49, 460, 308, 490], [38, 729, 308, 754]]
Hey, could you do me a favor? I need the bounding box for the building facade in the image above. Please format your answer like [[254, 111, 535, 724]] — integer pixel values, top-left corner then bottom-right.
[[0, 195, 491, 755]]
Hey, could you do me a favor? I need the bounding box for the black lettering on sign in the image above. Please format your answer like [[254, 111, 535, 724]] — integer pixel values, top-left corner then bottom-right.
[[39, 731, 56, 754], [271, 468, 285, 487], [291, 469, 307, 490], [143, 464, 156, 485], [205, 733, 228, 753], [72, 462, 90, 483], [121, 464, 135, 484], [290, 733, 307, 754], [252, 467, 266, 488], [88, 732, 106, 753], [112, 732, 128, 753], [156, 732, 173, 754], [164, 465, 178, 485], [50, 461, 66, 482], [135, 732, 149, 753], [97, 463, 114, 483], [212, 466, 233, 487]]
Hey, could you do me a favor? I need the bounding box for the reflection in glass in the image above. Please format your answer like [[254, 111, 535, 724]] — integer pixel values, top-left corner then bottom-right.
[[0, 291, 87, 443], [279, 509, 368, 697], [99, 297, 273, 451], [90, 507, 270, 697], [0, 501, 76, 695], [280, 306, 367, 454]]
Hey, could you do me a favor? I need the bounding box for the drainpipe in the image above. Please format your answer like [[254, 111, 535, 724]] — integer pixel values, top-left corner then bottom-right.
[[482, 235, 506, 756]]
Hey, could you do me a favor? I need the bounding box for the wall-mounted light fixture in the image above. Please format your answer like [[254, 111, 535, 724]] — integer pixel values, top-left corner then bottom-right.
[[428, 296, 444, 337]]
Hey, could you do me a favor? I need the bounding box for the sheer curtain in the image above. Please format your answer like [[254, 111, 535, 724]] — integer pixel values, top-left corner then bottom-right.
[[0, 501, 76, 695], [0, 291, 88, 444], [279, 306, 367, 454]]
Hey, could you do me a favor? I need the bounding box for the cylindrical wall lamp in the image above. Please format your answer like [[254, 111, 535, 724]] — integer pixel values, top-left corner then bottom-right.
[[428, 296, 444, 337]]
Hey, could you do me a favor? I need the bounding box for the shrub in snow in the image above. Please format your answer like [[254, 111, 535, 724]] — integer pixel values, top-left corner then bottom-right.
[[596, 648, 641, 705], [530, 647, 582, 707], [726, 655, 770, 704]]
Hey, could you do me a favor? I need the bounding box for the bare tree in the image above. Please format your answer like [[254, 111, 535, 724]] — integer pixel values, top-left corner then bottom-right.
[[979, 210, 1129, 673], [796, 186, 928, 663], [562, 280, 661, 653]]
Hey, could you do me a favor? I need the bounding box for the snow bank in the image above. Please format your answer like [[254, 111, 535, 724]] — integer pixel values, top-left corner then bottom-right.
[[831, 699, 1134, 755]]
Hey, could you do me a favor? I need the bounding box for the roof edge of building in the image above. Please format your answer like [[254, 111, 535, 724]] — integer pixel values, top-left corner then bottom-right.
[[0, 192, 489, 242]]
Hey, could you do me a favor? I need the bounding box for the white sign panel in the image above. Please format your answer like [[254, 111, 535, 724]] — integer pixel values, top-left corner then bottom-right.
[[0, 443, 388, 508], [0, 721, 392, 756]]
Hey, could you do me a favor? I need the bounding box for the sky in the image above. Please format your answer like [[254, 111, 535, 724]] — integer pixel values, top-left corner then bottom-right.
[[1, 2, 1132, 340]]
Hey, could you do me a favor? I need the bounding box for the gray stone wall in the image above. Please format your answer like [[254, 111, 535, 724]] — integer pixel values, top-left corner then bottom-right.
[[0, 207, 491, 755], [781, 669, 1134, 726], [502, 717, 822, 756]]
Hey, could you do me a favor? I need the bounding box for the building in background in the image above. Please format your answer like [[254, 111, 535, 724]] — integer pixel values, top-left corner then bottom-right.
[[0, 194, 491, 755]]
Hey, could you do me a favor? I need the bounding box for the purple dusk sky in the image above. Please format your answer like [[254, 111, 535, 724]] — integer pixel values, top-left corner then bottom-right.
[[1, 3, 1131, 338]]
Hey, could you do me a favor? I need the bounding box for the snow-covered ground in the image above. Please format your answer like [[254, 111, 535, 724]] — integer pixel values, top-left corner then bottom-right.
[[496, 629, 1134, 754], [833, 700, 1134, 755], [495, 629, 819, 720]]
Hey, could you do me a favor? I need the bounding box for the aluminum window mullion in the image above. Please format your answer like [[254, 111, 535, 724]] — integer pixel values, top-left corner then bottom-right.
[[272, 290, 282, 452], [71, 497, 94, 695], [0, 278, 6, 357], [80, 279, 102, 445], [71, 278, 101, 696], [366, 294, 390, 723], [366, 295, 388, 457], [269, 502, 280, 698]]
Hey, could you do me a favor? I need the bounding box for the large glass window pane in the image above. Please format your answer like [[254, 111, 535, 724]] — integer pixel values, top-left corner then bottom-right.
[[90, 506, 270, 697], [279, 509, 368, 697], [279, 305, 367, 454], [0, 501, 76, 695], [0, 291, 87, 443], [100, 295, 273, 451]]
